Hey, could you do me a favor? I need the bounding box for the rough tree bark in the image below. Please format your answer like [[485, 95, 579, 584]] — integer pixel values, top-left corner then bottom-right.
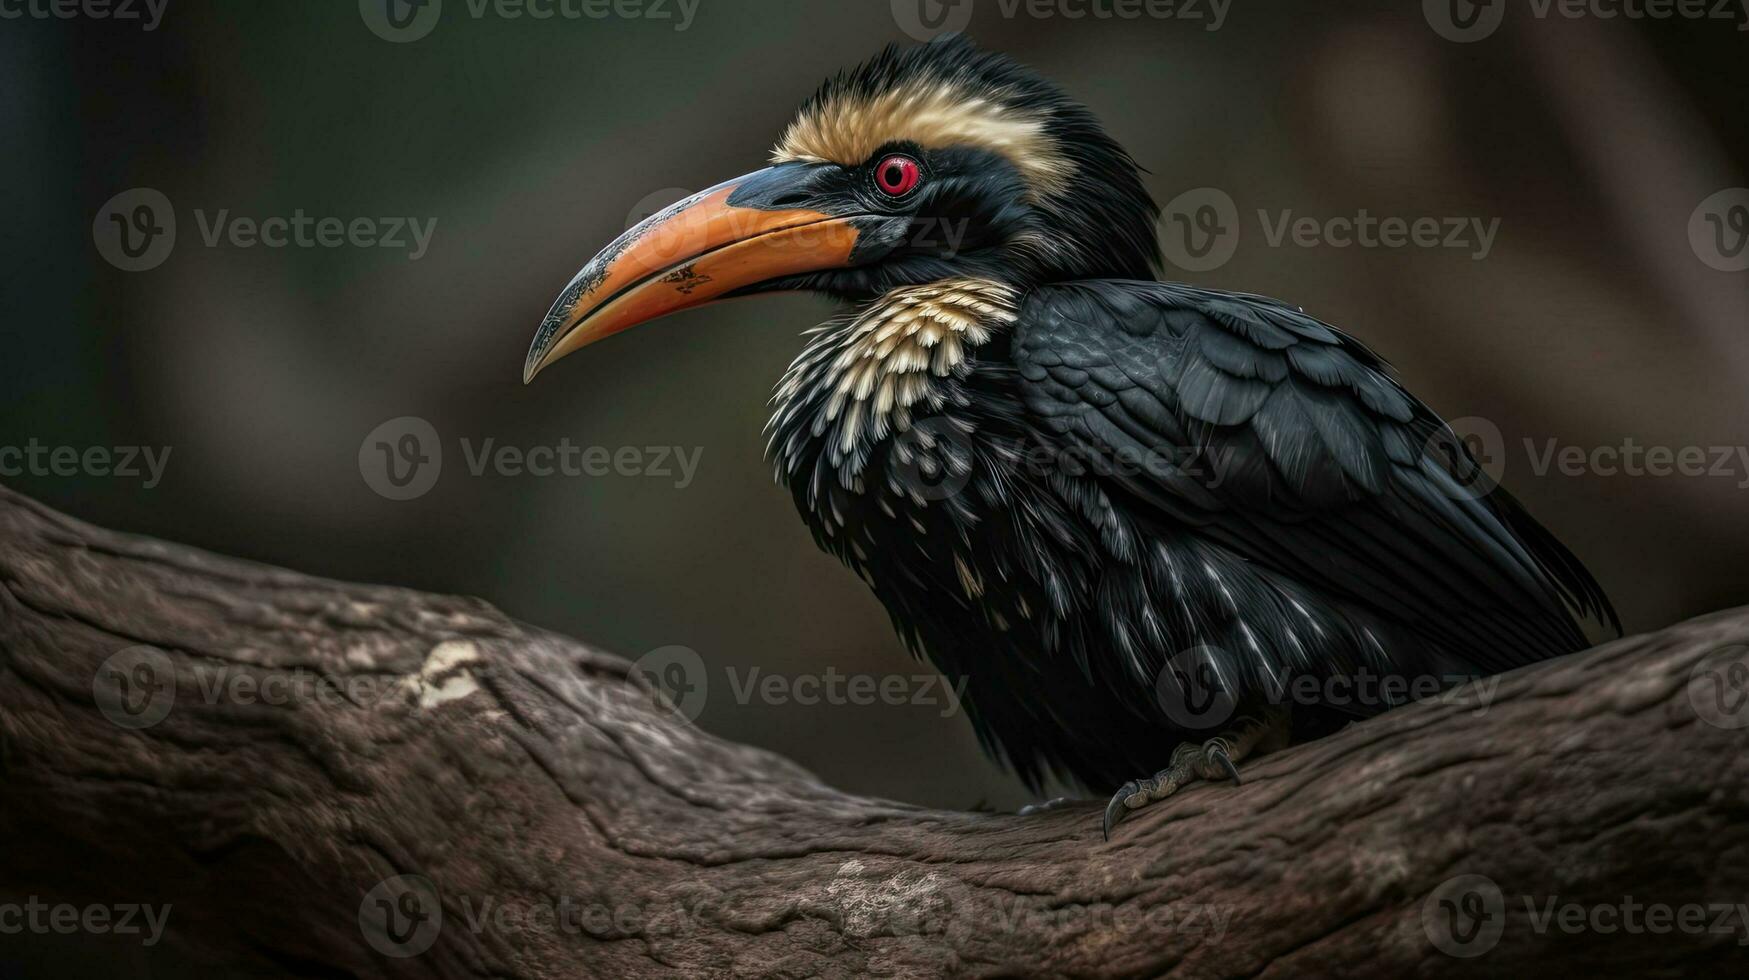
[[1, 484, 1747, 978]]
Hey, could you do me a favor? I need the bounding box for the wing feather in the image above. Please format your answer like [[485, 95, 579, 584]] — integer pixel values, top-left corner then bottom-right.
[[1013, 280, 1618, 676]]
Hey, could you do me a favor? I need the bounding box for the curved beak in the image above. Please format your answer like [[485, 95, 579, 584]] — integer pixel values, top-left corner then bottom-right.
[[523, 165, 864, 383]]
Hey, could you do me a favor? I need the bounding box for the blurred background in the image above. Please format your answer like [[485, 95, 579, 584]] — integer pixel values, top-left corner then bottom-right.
[[2, 0, 1746, 854]]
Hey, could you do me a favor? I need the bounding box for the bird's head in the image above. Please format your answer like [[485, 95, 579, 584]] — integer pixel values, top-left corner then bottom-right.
[[523, 36, 1160, 383]]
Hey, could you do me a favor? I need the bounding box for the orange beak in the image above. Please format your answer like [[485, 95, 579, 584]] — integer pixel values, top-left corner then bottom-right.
[[523, 169, 863, 383]]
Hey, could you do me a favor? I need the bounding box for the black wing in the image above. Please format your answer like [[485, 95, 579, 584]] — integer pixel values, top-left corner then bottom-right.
[[1012, 280, 1618, 677]]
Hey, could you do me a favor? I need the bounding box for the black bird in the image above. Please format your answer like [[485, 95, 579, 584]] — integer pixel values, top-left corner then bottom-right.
[[522, 37, 1618, 836]]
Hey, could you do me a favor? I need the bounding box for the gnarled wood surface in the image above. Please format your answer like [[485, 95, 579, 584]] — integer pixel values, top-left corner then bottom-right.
[[1, 484, 1747, 977]]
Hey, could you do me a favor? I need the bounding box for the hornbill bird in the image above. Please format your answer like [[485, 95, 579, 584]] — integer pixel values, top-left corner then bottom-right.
[[522, 37, 1618, 836]]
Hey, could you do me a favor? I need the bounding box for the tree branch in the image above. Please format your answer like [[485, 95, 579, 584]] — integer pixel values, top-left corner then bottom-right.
[[2, 484, 1746, 977]]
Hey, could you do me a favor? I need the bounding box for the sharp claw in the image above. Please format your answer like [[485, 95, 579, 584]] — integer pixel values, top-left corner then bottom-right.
[[1102, 781, 1139, 841], [1208, 743, 1241, 784], [1103, 733, 1252, 839]]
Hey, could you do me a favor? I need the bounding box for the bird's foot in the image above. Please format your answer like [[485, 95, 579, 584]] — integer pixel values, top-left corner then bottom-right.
[[1101, 711, 1288, 840], [1018, 796, 1077, 815], [1101, 738, 1242, 840]]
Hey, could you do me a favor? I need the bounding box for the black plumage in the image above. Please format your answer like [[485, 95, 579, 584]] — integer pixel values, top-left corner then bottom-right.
[[769, 276, 1616, 791], [760, 40, 1616, 793], [527, 36, 1619, 802]]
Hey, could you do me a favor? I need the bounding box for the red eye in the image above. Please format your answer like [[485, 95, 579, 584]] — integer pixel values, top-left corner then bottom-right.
[[874, 155, 921, 196]]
